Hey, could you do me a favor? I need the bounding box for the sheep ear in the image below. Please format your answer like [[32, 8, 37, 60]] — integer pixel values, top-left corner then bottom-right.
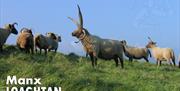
[[120, 40, 124, 44], [52, 33, 57, 40], [29, 29, 32, 34], [8, 24, 12, 29]]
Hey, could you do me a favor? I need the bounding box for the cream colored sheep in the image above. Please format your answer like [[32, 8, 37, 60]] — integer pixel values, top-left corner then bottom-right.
[[146, 37, 175, 67], [121, 40, 151, 62]]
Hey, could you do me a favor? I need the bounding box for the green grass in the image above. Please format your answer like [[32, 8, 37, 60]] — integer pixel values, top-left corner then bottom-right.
[[0, 45, 180, 91]]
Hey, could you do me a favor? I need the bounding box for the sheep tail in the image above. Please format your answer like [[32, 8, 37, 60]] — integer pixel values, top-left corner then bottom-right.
[[171, 51, 176, 66]]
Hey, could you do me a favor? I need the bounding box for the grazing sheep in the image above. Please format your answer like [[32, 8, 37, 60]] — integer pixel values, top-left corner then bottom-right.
[[120, 40, 151, 62], [34, 33, 61, 54], [17, 28, 34, 54], [146, 37, 175, 67], [46, 32, 61, 52], [68, 5, 124, 68], [0, 23, 18, 51]]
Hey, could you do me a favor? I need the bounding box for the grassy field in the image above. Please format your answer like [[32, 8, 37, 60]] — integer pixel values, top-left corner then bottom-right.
[[0, 45, 180, 91]]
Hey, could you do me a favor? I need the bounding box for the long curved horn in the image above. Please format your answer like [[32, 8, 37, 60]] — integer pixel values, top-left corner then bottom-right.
[[148, 37, 153, 42], [68, 17, 80, 28], [12, 22, 18, 26], [77, 5, 83, 28]]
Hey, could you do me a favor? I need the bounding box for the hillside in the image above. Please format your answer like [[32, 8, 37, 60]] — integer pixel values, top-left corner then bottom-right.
[[0, 45, 180, 91]]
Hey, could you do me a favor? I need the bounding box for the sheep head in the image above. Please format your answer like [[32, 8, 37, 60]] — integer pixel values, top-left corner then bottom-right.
[[20, 28, 32, 34], [120, 40, 127, 46], [68, 5, 87, 40], [57, 36, 61, 42], [7, 22, 18, 35], [146, 37, 157, 48], [46, 32, 57, 40]]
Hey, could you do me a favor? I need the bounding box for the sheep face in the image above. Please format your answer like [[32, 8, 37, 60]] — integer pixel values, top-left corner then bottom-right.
[[146, 41, 156, 48], [57, 36, 61, 42], [9, 23, 18, 35], [72, 28, 84, 38], [120, 40, 127, 46], [46, 32, 57, 40]]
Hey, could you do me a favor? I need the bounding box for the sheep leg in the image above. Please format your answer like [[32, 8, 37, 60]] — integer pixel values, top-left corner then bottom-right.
[[31, 47, 34, 54], [40, 49, 42, 54], [157, 60, 161, 67], [144, 57, 149, 62], [156, 59, 158, 65], [25, 49, 29, 53], [95, 57, 97, 66], [55, 48, 57, 53], [168, 60, 172, 66], [118, 57, 124, 69], [172, 58, 176, 66], [114, 58, 119, 67], [44, 49, 47, 55], [35, 47, 38, 53], [48, 49, 51, 52], [89, 53, 95, 67], [160, 61, 162, 66], [86, 53, 88, 57], [129, 57, 133, 62], [0, 45, 3, 52]]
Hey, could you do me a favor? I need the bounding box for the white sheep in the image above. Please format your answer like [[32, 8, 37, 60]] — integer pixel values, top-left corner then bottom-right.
[[146, 37, 176, 67], [0, 23, 18, 51]]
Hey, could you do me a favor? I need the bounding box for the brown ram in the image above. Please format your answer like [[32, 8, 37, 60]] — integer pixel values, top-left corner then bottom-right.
[[68, 5, 124, 68], [17, 28, 34, 54]]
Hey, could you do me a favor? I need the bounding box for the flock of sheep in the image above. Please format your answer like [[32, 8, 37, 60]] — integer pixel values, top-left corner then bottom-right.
[[0, 23, 61, 54], [0, 5, 180, 69]]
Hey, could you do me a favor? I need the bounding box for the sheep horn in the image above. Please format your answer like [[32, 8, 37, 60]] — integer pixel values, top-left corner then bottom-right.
[[79, 29, 86, 40], [148, 37, 153, 42], [12, 22, 18, 26], [68, 17, 80, 28], [77, 5, 83, 29]]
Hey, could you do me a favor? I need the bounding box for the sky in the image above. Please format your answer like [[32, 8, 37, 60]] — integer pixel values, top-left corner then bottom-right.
[[0, 0, 179, 59]]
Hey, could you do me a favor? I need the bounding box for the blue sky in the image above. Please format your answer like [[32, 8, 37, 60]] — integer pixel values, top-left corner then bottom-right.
[[0, 0, 179, 58]]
